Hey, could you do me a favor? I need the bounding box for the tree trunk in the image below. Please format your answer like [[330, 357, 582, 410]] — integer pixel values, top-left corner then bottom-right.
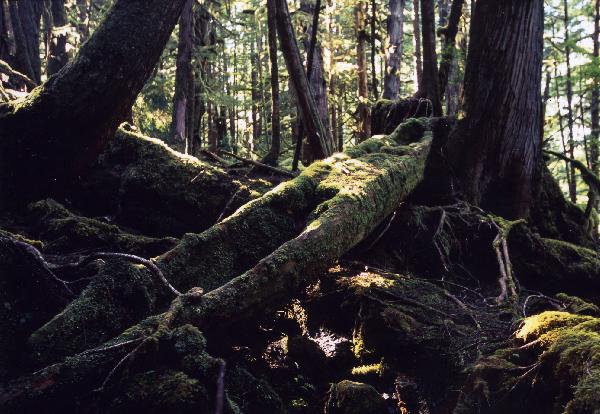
[[370, 0, 378, 99], [590, 0, 599, 176], [563, 0, 577, 204], [412, 0, 423, 94], [300, 0, 334, 164], [76, 0, 90, 43], [170, 0, 195, 150], [382, 0, 405, 100], [272, 0, 332, 159], [47, 0, 69, 76], [437, 0, 464, 99], [420, 0, 442, 116], [442, 0, 544, 218], [6, 0, 42, 85], [251, 26, 261, 148], [0, 0, 189, 208], [264, 0, 281, 165], [356, 0, 371, 142]]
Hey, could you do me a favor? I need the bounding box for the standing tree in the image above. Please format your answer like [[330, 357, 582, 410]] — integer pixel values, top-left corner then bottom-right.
[[382, 0, 405, 100], [412, 0, 423, 94], [440, 0, 544, 218], [273, 0, 332, 160], [170, 0, 195, 150], [0, 0, 189, 207], [47, 0, 69, 76], [355, 0, 371, 141], [263, 0, 281, 165], [420, 0, 442, 115]]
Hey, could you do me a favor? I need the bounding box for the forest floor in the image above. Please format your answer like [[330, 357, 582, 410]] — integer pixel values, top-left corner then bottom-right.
[[1, 117, 600, 414]]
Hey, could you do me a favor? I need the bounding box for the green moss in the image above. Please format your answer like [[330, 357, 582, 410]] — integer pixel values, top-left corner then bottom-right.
[[458, 311, 600, 413], [325, 380, 387, 414], [27, 199, 177, 256]]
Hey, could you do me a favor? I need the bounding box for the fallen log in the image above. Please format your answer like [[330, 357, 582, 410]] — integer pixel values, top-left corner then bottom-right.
[[3, 117, 433, 407]]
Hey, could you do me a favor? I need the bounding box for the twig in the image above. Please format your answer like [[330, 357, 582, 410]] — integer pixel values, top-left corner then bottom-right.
[[218, 150, 298, 178], [0, 59, 36, 89], [0, 235, 74, 295], [95, 338, 148, 392], [61, 252, 182, 297], [200, 149, 230, 165], [366, 211, 397, 250]]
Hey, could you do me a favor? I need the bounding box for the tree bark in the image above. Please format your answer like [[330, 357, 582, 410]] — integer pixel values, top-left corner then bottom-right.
[[300, 0, 334, 164], [442, 0, 544, 218], [356, 0, 371, 142], [370, 0, 378, 99], [412, 0, 423, 94], [0, 0, 189, 208], [437, 0, 464, 99], [264, 0, 281, 165], [382, 0, 405, 100], [170, 0, 194, 149], [590, 0, 599, 176], [563, 0, 577, 204], [419, 0, 442, 116], [47, 0, 69, 76], [6, 0, 42, 85], [272, 0, 332, 159]]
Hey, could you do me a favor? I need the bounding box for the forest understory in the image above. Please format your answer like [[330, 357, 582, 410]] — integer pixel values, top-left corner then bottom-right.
[[1, 0, 600, 413], [1, 113, 599, 414]]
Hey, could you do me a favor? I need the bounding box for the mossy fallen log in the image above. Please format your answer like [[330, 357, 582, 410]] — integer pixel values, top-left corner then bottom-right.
[[26, 199, 177, 256], [0, 118, 433, 410], [71, 127, 273, 237]]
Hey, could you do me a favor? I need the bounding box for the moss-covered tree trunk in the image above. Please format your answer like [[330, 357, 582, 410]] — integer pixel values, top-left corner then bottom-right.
[[0, 0, 187, 208]]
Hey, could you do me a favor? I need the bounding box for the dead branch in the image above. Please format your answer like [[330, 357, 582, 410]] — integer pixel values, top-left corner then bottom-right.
[[0, 59, 36, 89], [59, 252, 182, 296], [218, 150, 298, 178]]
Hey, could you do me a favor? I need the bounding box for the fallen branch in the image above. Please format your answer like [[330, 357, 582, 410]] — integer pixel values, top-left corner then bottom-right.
[[218, 150, 298, 178], [0, 59, 36, 89]]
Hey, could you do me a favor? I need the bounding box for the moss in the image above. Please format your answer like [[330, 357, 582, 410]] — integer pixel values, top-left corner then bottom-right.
[[71, 127, 272, 237], [325, 380, 388, 414], [457, 311, 600, 414], [556, 293, 600, 317], [351, 362, 383, 377], [27, 199, 177, 256]]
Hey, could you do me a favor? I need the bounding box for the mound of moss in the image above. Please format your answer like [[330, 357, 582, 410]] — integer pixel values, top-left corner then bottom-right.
[[457, 310, 600, 414]]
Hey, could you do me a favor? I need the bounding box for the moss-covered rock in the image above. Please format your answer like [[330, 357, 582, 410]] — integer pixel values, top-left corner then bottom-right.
[[456, 311, 600, 414], [71, 127, 273, 237], [371, 98, 433, 135], [0, 234, 71, 381], [325, 380, 388, 414]]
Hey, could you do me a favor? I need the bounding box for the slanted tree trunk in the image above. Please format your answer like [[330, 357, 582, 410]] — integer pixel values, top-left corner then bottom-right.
[[272, 0, 332, 159], [263, 0, 281, 166], [0, 0, 189, 208], [420, 0, 442, 115], [356, 0, 371, 142], [47, 0, 69, 76], [170, 0, 195, 150], [382, 0, 405, 100], [300, 0, 334, 164], [441, 0, 544, 218]]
